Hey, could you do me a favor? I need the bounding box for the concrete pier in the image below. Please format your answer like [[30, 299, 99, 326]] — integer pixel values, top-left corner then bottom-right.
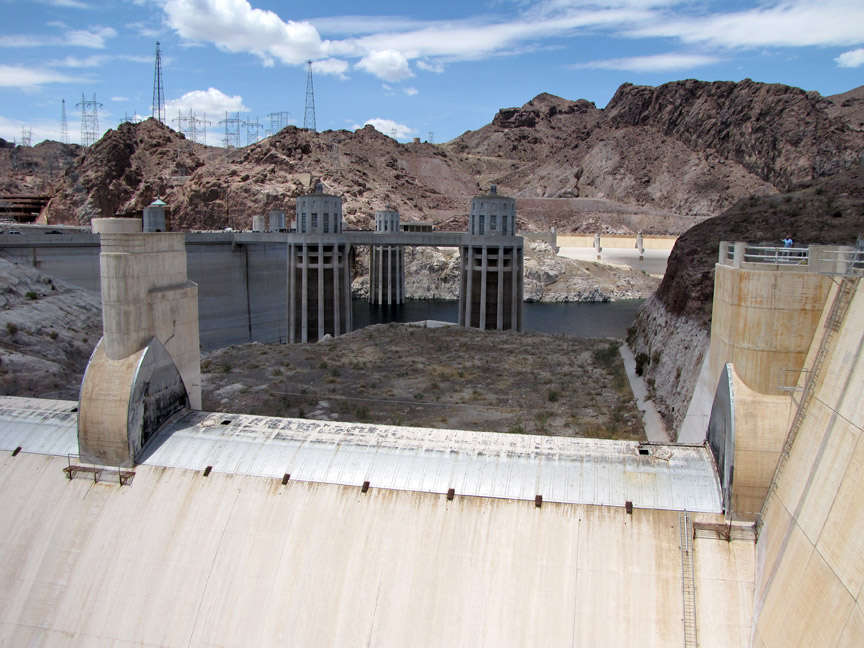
[[369, 210, 405, 306], [288, 183, 353, 342], [78, 220, 200, 466], [458, 187, 523, 331]]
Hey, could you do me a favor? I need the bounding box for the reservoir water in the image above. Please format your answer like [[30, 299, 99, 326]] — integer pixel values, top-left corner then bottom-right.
[[352, 299, 645, 339]]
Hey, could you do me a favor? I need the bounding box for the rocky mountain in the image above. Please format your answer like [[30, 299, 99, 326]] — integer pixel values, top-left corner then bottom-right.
[[0, 138, 81, 196], [30, 79, 863, 235]]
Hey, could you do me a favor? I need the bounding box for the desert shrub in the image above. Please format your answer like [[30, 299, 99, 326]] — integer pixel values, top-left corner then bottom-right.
[[6, 322, 17, 335], [25, 291, 38, 300], [547, 389, 560, 403]]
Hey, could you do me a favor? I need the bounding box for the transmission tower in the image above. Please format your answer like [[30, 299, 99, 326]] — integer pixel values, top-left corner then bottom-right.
[[219, 111, 244, 149], [20, 126, 32, 147], [245, 117, 262, 146], [428, 131, 435, 144], [268, 111, 291, 136], [60, 99, 69, 144], [77, 93, 103, 146], [304, 60, 316, 131], [152, 41, 166, 123]]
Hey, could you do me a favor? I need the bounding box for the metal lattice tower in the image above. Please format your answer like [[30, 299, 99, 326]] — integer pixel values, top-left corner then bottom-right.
[[219, 112, 244, 149], [152, 41, 166, 123], [245, 117, 262, 146], [20, 126, 32, 147], [268, 111, 291, 137], [60, 99, 69, 145], [76, 93, 103, 147], [303, 60, 316, 131]]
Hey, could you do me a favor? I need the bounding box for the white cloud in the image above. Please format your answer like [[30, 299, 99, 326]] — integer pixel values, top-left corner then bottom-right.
[[111, 96, 130, 102], [836, 48, 864, 68], [416, 59, 445, 74], [572, 52, 721, 72], [0, 64, 86, 89], [126, 22, 163, 39], [353, 118, 416, 140], [51, 54, 107, 68], [165, 87, 249, 119], [356, 49, 414, 81], [404, 87, 418, 96], [627, 1, 864, 49], [312, 58, 350, 79], [37, 0, 91, 8], [51, 53, 152, 68], [0, 25, 116, 49], [163, 0, 327, 65]]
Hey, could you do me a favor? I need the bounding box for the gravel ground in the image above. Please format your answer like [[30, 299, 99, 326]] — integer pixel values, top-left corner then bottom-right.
[[201, 323, 645, 440]]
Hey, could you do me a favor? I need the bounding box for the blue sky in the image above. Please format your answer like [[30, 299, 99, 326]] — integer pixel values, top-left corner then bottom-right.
[[1, 0, 863, 146]]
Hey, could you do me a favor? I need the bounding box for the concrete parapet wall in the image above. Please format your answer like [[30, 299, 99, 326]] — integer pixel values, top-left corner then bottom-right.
[[557, 234, 677, 250], [710, 263, 831, 396], [753, 278, 864, 647], [91, 217, 142, 234]]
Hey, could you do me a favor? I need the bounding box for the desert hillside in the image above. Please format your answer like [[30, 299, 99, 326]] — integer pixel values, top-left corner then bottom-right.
[[3, 78, 856, 235]]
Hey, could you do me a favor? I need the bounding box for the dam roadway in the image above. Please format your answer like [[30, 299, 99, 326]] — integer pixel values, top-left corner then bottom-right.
[[0, 228, 519, 350]]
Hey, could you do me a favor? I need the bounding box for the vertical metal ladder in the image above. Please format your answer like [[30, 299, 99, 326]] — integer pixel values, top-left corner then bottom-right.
[[680, 510, 698, 647]]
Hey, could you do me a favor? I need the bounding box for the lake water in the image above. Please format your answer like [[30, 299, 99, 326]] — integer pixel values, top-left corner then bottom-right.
[[352, 299, 645, 339]]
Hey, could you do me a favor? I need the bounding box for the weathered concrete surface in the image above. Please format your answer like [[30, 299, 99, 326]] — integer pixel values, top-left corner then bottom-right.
[[0, 451, 752, 647], [753, 277, 864, 647], [710, 263, 831, 397], [706, 364, 792, 521]]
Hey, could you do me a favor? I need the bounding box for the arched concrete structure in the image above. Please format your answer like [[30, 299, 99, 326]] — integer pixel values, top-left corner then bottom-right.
[[78, 228, 201, 466]]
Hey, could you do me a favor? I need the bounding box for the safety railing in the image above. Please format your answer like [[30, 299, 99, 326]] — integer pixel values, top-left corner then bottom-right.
[[720, 241, 864, 276], [64, 454, 135, 486]]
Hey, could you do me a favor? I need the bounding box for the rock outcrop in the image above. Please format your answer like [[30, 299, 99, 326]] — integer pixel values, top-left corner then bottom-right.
[[629, 164, 864, 433], [0, 256, 102, 399]]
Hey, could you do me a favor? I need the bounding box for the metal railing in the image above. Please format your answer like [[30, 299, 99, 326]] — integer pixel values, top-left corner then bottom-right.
[[64, 454, 135, 486], [720, 241, 864, 277]]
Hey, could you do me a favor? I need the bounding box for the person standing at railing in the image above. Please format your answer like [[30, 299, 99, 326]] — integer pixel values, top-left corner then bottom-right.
[[782, 236, 793, 261]]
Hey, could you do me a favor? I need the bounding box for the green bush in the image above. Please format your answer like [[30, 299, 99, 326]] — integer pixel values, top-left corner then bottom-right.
[[6, 322, 18, 336], [25, 291, 38, 300]]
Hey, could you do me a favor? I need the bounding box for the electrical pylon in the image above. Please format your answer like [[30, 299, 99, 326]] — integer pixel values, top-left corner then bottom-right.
[[304, 60, 316, 131], [152, 41, 166, 123], [60, 99, 69, 144], [76, 93, 103, 146]]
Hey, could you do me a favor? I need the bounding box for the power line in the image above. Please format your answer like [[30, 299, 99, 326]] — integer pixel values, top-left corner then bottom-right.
[[304, 60, 316, 131], [152, 41, 166, 123]]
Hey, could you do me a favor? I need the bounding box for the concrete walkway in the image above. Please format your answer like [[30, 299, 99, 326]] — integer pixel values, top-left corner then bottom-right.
[[619, 343, 670, 442]]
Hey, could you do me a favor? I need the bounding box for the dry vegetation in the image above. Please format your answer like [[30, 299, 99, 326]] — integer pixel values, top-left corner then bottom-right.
[[202, 323, 645, 440]]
